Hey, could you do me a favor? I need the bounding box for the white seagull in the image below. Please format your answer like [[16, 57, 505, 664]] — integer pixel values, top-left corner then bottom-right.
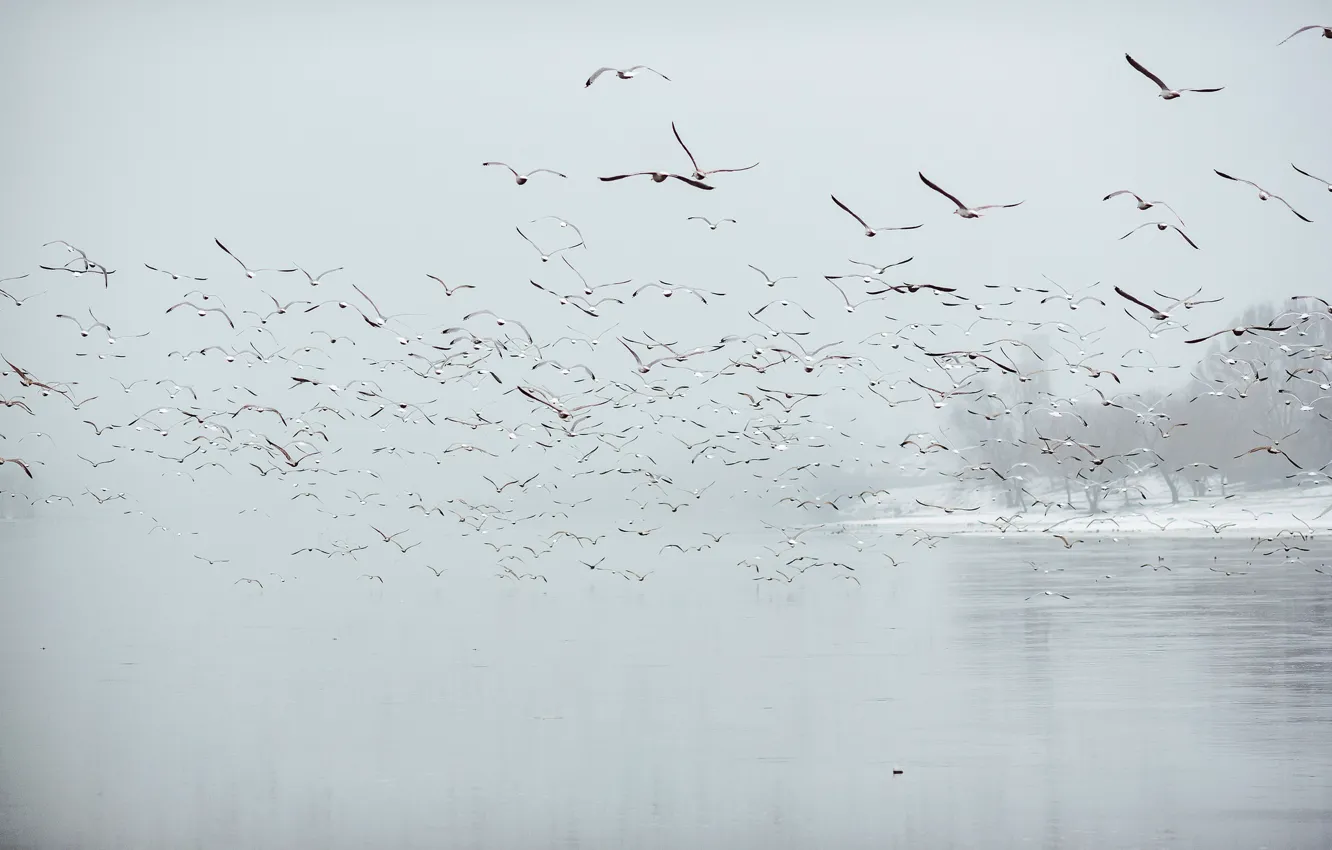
[[1213, 170, 1313, 222], [214, 239, 298, 279], [1124, 54, 1223, 99], [600, 171, 713, 190], [918, 173, 1023, 218], [830, 195, 924, 236], [585, 65, 670, 87], [1119, 221, 1199, 250], [688, 217, 736, 230], [482, 162, 567, 185], [1102, 190, 1186, 225]]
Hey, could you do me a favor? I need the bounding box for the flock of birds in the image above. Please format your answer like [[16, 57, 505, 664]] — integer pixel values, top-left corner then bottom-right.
[[3, 28, 1332, 598]]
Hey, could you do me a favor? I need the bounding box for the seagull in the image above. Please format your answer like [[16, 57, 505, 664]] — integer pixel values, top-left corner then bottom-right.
[[0, 457, 34, 478], [1184, 324, 1293, 344], [688, 217, 736, 230], [846, 257, 914, 275], [165, 301, 235, 328], [214, 239, 298, 279], [671, 121, 758, 181], [295, 266, 344, 286], [1102, 190, 1186, 225], [529, 216, 586, 243], [915, 499, 980, 514], [585, 65, 670, 87], [1115, 285, 1220, 321], [1119, 221, 1199, 249], [632, 281, 723, 304], [1213, 170, 1313, 221], [917, 173, 1023, 219], [748, 265, 797, 287], [1277, 25, 1332, 45], [1291, 164, 1332, 192], [482, 162, 567, 185], [1025, 591, 1072, 601], [599, 172, 713, 190], [233, 578, 263, 588], [425, 274, 476, 296], [144, 263, 207, 281], [1124, 54, 1224, 99], [54, 311, 111, 339], [830, 194, 924, 236], [516, 227, 584, 262]]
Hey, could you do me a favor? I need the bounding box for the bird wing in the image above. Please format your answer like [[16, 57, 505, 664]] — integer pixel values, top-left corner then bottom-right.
[[1272, 195, 1314, 222], [1101, 189, 1139, 202], [1213, 169, 1260, 189], [1124, 54, 1169, 90], [1154, 201, 1186, 226], [630, 66, 670, 80], [1113, 286, 1164, 315], [830, 194, 871, 228], [482, 161, 516, 175], [669, 174, 715, 190], [671, 122, 701, 173], [1168, 226, 1200, 249], [974, 202, 1023, 211], [704, 163, 760, 175], [213, 238, 246, 268], [1291, 163, 1330, 184], [599, 173, 648, 182], [584, 67, 614, 86], [1278, 24, 1323, 45], [528, 168, 567, 178], [917, 173, 968, 210], [1180, 87, 1224, 93]]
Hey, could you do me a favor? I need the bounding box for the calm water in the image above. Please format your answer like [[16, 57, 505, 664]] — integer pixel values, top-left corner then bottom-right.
[[1, 519, 1330, 849]]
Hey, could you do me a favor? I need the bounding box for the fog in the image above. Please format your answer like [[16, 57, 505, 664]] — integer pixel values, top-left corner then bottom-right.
[[2, 0, 1331, 846]]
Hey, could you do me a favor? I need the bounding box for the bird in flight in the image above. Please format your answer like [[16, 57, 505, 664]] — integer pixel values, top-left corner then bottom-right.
[[426, 274, 476, 296], [600, 171, 714, 190], [144, 263, 207, 281], [213, 239, 297, 279], [482, 162, 567, 185], [1184, 324, 1292, 344], [830, 195, 924, 236], [917, 173, 1023, 219], [671, 121, 758, 182], [585, 65, 670, 87], [1119, 221, 1199, 250], [1102, 190, 1186, 225], [1124, 54, 1224, 99], [688, 217, 737, 230], [1213, 170, 1313, 222]]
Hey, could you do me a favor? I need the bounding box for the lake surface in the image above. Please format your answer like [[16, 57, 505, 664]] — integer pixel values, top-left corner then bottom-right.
[[2, 519, 1330, 849]]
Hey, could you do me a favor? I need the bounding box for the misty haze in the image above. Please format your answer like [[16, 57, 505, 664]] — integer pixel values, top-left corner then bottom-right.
[[2, 1, 1331, 848]]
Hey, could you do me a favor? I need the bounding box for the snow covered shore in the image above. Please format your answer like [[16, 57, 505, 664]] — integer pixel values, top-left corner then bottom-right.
[[836, 484, 1332, 538]]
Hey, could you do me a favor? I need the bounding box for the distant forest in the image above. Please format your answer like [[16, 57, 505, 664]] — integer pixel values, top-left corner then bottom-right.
[[942, 298, 1332, 513]]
